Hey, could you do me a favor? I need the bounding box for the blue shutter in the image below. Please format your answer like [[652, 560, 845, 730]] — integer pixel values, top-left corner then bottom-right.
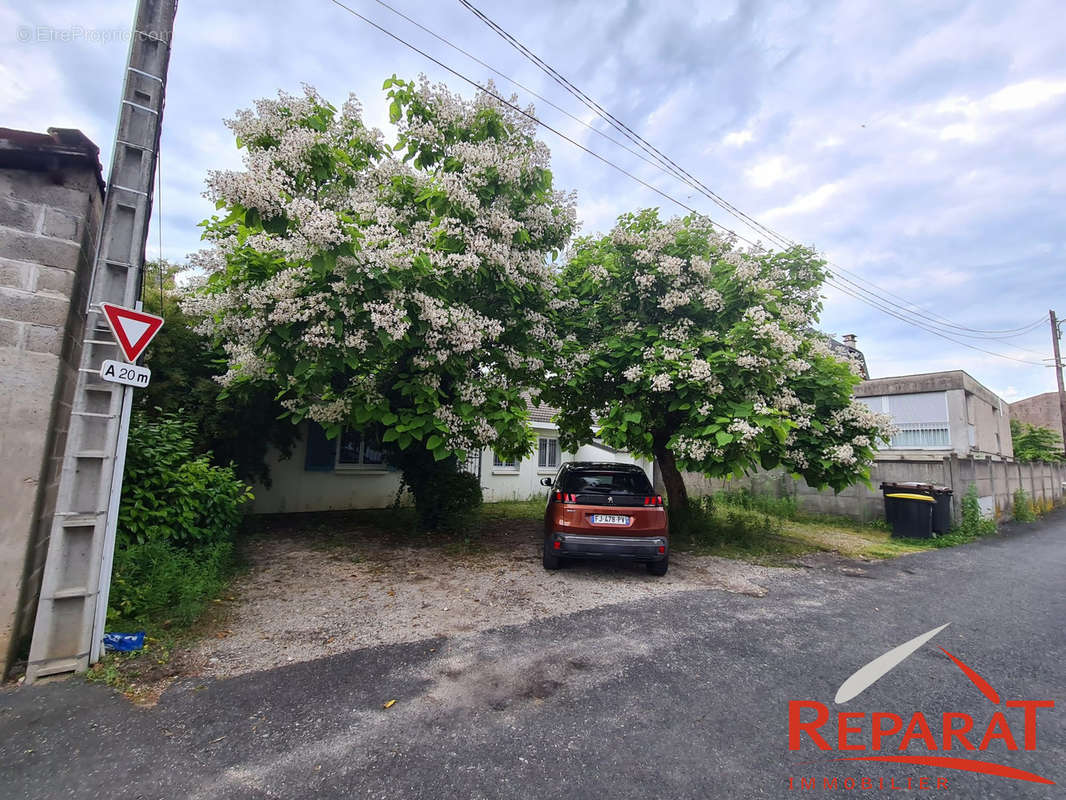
[[304, 422, 335, 471]]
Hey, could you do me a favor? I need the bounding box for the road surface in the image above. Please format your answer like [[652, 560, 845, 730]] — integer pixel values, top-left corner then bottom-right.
[[2, 511, 1063, 799]]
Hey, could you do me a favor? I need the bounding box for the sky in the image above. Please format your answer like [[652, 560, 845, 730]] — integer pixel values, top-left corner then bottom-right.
[[2, 0, 1064, 402]]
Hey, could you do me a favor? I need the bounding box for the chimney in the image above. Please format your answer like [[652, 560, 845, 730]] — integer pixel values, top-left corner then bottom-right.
[[842, 334, 857, 348]]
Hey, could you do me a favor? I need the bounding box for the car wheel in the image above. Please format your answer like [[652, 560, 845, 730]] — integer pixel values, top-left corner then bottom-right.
[[543, 537, 562, 570], [647, 557, 668, 576]]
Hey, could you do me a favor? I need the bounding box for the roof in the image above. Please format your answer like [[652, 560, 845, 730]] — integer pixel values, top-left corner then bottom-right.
[[561, 462, 646, 471], [856, 369, 1006, 408], [826, 336, 869, 379], [526, 402, 559, 424], [0, 127, 105, 195]]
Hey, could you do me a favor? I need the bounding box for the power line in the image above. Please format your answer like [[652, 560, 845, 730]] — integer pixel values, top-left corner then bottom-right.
[[323, 0, 1047, 367], [456, 0, 1049, 343]]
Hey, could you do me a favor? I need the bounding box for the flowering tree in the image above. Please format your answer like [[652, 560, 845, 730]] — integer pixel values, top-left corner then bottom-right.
[[184, 78, 576, 526], [547, 210, 892, 525]]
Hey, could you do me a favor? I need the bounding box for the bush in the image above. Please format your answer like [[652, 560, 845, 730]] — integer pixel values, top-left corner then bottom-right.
[[388, 447, 483, 534], [956, 484, 997, 539], [118, 411, 253, 548], [1012, 489, 1037, 523], [108, 411, 253, 627], [108, 539, 234, 625]]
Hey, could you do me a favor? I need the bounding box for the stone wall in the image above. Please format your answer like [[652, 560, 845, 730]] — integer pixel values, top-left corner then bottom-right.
[[1010, 392, 1064, 452], [0, 129, 103, 677]]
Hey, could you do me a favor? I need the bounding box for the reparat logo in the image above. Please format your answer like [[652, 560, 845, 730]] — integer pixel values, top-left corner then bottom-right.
[[788, 623, 1055, 790]]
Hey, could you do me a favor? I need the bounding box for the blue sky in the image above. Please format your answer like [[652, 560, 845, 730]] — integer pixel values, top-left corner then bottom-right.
[[3, 0, 1064, 401]]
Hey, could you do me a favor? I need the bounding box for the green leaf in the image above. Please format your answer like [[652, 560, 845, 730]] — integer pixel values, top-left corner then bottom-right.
[[716, 432, 734, 446], [426, 434, 442, 451]]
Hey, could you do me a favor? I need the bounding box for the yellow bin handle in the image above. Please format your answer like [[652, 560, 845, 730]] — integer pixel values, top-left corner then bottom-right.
[[885, 493, 936, 502]]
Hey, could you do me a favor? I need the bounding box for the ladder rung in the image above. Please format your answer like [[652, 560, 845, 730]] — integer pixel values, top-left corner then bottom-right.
[[28, 657, 84, 678], [84, 339, 117, 346], [52, 587, 92, 600], [127, 66, 163, 83], [84, 384, 116, 393], [77, 450, 109, 459], [122, 99, 159, 115], [110, 184, 149, 198], [71, 411, 116, 419], [58, 513, 104, 525]]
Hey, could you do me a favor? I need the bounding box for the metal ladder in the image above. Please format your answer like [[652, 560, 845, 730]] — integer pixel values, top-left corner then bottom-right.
[[25, 0, 177, 683]]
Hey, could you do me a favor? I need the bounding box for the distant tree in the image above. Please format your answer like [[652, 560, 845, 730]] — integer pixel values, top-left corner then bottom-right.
[[547, 210, 893, 528], [1010, 419, 1064, 462], [138, 259, 296, 486]]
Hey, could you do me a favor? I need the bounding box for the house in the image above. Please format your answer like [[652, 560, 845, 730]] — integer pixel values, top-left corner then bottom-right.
[[1010, 392, 1065, 453], [250, 404, 654, 513], [855, 370, 1013, 459]]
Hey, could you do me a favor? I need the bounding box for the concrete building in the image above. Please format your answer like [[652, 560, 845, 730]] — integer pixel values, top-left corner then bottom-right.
[[855, 370, 1013, 459], [0, 128, 104, 677], [1010, 391, 1065, 451], [251, 404, 653, 513]]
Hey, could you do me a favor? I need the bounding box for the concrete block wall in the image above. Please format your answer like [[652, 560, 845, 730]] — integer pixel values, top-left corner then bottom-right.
[[0, 162, 102, 677], [682, 456, 1066, 525]]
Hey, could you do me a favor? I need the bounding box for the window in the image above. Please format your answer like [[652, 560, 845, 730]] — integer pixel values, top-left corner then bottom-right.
[[537, 437, 558, 469], [858, 392, 951, 450], [337, 429, 384, 467], [492, 452, 518, 470]]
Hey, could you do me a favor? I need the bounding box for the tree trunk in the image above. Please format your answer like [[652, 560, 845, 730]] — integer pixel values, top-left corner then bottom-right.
[[654, 444, 690, 534]]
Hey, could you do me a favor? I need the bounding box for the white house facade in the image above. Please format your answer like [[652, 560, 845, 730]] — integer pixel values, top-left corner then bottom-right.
[[250, 407, 653, 514]]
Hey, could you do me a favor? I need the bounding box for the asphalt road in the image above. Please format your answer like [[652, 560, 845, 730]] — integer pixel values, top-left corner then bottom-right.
[[3, 511, 1063, 800]]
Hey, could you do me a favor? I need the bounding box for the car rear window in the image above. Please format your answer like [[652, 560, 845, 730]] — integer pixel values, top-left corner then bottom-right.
[[560, 470, 653, 495]]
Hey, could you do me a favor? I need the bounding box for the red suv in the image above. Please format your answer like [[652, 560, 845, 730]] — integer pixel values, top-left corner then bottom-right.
[[541, 462, 669, 575]]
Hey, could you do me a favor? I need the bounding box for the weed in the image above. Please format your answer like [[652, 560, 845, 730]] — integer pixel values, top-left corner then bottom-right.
[[1012, 489, 1037, 523]]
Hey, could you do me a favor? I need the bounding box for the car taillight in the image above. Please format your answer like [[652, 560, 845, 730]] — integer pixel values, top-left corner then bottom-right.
[[643, 495, 663, 506], [553, 491, 578, 503]]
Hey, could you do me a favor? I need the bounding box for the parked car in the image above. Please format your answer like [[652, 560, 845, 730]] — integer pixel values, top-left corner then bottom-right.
[[540, 462, 669, 575]]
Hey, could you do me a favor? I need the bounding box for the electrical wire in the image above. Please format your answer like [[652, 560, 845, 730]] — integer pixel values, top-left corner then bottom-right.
[[324, 0, 1048, 367], [457, 0, 1051, 343]]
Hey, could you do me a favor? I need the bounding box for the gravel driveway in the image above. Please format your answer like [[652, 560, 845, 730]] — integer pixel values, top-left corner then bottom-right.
[[190, 514, 792, 679]]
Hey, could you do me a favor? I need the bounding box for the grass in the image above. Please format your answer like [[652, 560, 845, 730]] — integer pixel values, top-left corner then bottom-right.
[[670, 492, 936, 564]]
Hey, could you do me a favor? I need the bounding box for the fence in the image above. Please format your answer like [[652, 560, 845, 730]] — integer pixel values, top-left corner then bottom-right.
[[678, 456, 1066, 524]]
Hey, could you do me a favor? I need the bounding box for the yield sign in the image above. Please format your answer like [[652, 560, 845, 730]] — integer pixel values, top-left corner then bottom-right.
[[100, 303, 164, 363]]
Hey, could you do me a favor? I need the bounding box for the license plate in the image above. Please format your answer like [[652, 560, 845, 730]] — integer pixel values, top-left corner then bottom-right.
[[591, 514, 629, 525]]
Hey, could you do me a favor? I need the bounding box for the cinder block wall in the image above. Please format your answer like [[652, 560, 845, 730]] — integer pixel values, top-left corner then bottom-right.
[[0, 160, 102, 677], [680, 456, 1066, 524]]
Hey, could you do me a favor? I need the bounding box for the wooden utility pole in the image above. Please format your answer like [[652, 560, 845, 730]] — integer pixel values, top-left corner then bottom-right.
[[1051, 310, 1066, 454]]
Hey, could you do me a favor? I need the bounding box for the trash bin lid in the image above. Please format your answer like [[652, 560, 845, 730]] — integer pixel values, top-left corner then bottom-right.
[[881, 481, 933, 490], [884, 493, 936, 502]]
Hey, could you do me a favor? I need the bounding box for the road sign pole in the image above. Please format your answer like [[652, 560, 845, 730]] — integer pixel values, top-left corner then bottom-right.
[[90, 382, 134, 663]]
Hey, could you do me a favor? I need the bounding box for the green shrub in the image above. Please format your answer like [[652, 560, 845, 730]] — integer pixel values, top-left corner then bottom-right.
[[107, 539, 234, 625], [118, 411, 253, 548], [1012, 488, 1037, 523], [957, 484, 997, 539], [414, 469, 483, 534], [107, 411, 252, 628]]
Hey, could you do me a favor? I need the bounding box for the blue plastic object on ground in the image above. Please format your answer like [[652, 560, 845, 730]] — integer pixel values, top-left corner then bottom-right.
[[102, 631, 145, 652]]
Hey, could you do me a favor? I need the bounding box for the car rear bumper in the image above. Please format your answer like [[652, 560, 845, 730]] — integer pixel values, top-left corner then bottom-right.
[[549, 532, 668, 561]]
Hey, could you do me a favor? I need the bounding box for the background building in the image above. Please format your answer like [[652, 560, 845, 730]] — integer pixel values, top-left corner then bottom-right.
[[855, 370, 1013, 459]]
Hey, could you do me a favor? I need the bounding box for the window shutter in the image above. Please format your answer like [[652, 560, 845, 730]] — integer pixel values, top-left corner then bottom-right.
[[304, 422, 335, 471]]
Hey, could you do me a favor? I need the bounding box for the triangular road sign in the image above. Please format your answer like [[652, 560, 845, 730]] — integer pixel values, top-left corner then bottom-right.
[[100, 303, 164, 363]]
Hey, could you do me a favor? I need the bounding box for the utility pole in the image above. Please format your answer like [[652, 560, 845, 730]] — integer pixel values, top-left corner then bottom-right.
[[25, 0, 178, 683], [1051, 310, 1066, 455]]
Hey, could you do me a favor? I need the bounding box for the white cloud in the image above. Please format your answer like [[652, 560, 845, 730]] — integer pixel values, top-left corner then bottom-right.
[[745, 156, 795, 188], [722, 128, 754, 147]]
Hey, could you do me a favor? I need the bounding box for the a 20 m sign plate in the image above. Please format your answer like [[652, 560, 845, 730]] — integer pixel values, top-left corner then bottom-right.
[[99, 359, 151, 387]]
